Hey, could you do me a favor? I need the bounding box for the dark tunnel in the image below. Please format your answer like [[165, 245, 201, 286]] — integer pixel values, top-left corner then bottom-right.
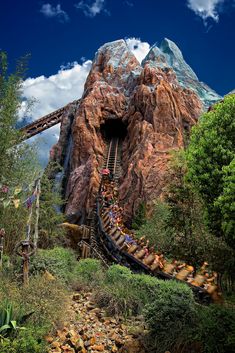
[[100, 118, 127, 140]]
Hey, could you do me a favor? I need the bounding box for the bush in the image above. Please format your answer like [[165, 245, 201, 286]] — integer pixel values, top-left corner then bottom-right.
[[0, 272, 68, 353], [196, 305, 235, 353], [0, 329, 47, 353], [29, 247, 79, 284], [104, 264, 132, 284], [73, 258, 104, 287], [96, 265, 137, 316], [19, 276, 69, 330], [144, 280, 197, 352], [0, 273, 68, 339]]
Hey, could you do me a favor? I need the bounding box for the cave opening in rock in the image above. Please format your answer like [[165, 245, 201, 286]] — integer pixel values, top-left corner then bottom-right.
[[100, 118, 127, 140]]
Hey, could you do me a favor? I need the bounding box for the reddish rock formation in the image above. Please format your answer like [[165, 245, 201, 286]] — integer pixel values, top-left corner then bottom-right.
[[51, 39, 202, 224]]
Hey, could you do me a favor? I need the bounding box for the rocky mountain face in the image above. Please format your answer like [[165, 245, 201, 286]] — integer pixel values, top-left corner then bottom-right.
[[143, 38, 221, 108], [50, 39, 219, 224]]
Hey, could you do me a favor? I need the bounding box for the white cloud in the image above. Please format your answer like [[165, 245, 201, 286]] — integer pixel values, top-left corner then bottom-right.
[[126, 38, 150, 64], [40, 3, 69, 22], [187, 0, 225, 22], [20, 60, 92, 165], [124, 1, 134, 6], [75, 0, 107, 17]]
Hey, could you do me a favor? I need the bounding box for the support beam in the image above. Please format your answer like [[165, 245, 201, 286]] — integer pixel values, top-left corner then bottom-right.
[[20, 99, 80, 140]]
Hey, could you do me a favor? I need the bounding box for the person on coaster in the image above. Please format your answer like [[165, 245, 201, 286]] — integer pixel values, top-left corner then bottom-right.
[[163, 259, 178, 275], [120, 233, 137, 251], [175, 263, 194, 281], [100, 168, 110, 176], [204, 272, 218, 293], [188, 261, 209, 287], [143, 245, 156, 266], [151, 253, 164, 271], [186, 267, 195, 283], [137, 236, 146, 247], [198, 261, 209, 275]]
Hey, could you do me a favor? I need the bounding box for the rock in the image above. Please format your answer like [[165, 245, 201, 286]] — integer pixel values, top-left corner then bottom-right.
[[56, 329, 68, 342], [43, 270, 55, 281], [47, 289, 148, 353], [61, 345, 75, 353], [89, 308, 101, 314], [111, 345, 118, 352], [119, 339, 145, 353], [89, 336, 96, 345], [73, 293, 81, 301], [49, 347, 62, 353], [45, 335, 54, 343], [90, 344, 105, 351], [51, 341, 61, 349], [110, 333, 124, 346]]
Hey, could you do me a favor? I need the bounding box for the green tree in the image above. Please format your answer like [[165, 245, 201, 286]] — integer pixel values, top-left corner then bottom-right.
[[0, 51, 40, 254], [38, 162, 66, 248], [135, 200, 174, 253], [215, 159, 235, 248], [187, 94, 235, 247], [165, 151, 213, 266], [132, 202, 146, 230]]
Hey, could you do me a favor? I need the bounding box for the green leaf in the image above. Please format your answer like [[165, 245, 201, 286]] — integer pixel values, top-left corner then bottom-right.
[[0, 324, 11, 333]]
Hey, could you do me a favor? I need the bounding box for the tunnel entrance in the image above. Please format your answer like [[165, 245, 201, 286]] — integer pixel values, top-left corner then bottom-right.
[[100, 118, 127, 140]]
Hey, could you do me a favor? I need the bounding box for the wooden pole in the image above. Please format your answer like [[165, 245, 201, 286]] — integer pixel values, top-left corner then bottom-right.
[[0, 229, 5, 270], [34, 179, 41, 249], [0, 236, 4, 269], [22, 241, 30, 286]]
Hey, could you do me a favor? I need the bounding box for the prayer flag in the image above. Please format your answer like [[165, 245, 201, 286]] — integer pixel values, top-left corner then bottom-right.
[[14, 187, 22, 195], [13, 199, 20, 208]]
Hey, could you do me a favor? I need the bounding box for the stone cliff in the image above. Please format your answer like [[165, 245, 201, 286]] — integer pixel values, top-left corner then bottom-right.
[[51, 39, 218, 224]]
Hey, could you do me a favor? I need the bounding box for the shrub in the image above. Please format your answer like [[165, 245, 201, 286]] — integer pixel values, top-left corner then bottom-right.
[[95, 265, 136, 316], [104, 264, 132, 284], [196, 305, 235, 353], [144, 280, 197, 352], [128, 273, 161, 305], [0, 273, 68, 335], [73, 258, 104, 288], [0, 329, 47, 353], [0, 273, 67, 353], [29, 247, 79, 284], [19, 276, 69, 330]]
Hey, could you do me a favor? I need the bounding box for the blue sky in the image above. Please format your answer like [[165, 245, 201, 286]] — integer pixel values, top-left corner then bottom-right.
[[1, 0, 234, 95], [0, 0, 234, 164]]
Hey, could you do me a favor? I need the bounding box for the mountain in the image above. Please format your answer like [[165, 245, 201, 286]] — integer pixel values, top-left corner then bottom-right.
[[143, 38, 221, 108], [50, 39, 215, 223]]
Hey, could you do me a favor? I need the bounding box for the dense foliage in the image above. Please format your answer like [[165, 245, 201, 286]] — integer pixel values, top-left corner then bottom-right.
[[30, 247, 79, 284], [187, 95, 235, 247], [144, 280, 197, 352], [0, 51, 40, 254], [38, 163, 66, 248]]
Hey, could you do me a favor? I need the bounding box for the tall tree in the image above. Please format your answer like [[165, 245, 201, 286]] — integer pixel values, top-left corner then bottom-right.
[[0, 51, 40, 253], [187, 94, 235, 248]]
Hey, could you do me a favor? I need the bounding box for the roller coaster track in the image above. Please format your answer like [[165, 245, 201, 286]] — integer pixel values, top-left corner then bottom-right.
[[94, 138, 212, 304], [19, 99, 80, 140], [104, 138, 122, 181]]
